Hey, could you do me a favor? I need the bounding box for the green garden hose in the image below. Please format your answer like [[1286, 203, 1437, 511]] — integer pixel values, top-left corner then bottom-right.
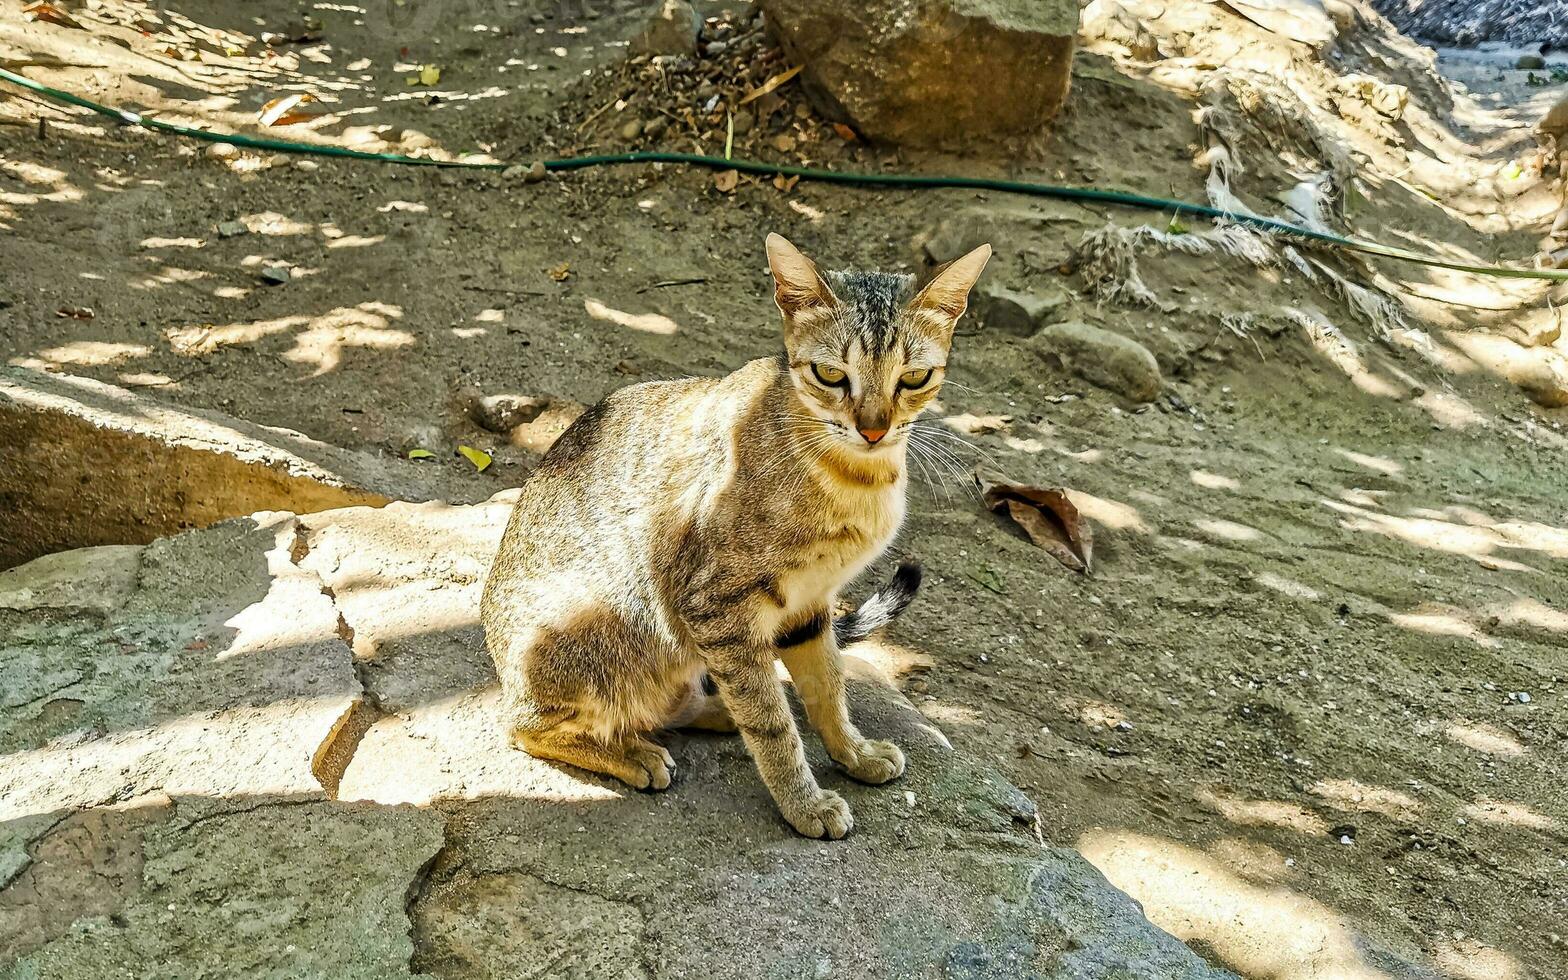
[[4, 65, 1566, 282]]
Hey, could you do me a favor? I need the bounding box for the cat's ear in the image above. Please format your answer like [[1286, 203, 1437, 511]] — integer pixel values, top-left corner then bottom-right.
[[912, 243, 992, 324], [766, 233, 838, 318]]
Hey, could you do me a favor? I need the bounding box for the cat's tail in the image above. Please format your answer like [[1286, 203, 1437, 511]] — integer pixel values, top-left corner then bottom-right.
[[833, 561, 923, 646]]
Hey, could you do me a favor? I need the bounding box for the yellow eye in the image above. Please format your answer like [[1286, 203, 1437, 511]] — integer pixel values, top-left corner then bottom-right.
[[899, 368, 934, 389], [811, 363, 847, 386]]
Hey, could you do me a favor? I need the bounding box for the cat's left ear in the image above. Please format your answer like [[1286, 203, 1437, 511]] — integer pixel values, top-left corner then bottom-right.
[[912, 243, 992, 327]]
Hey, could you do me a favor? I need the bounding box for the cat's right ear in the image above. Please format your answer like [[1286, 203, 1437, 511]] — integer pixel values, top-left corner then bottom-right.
[[766, 233, 838, 319]]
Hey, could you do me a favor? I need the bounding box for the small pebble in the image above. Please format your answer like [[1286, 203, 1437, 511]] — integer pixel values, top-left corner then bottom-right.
[[1512, 691, 1532, 704], [619, 118, 644, 141], [217, 220, 248, 238], [206, 142, 238, 161], [295, 159, 319, 172], [259, 266, 290, 285]]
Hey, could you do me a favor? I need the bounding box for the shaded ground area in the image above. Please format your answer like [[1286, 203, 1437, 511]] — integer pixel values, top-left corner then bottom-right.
[[2, 0, 1566, 977]]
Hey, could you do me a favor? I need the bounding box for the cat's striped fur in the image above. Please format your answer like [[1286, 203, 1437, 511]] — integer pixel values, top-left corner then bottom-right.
[[480, 234, 990, 838]]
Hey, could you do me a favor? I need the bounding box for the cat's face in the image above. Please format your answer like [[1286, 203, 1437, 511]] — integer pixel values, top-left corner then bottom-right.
[[766, 234, 991, 458]]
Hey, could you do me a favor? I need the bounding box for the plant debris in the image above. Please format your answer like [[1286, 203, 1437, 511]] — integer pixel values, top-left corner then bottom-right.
[[976, 470, 1094, 573]]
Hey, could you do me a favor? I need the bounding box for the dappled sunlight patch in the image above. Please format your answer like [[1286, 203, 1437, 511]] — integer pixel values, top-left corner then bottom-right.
[[584, 298, 680, 335], [1387, 604, 1498, 648], [1252, 571, 1321, 601], [1434, 939, 1521, 980], [1207, 837, 1293, 885], [1491, 597, 1568, 634], [1444, 329, 1568, 408], [1072, 699, 1127, 730], [1297, 309, 1407, 400], [1065, 489, 1149, 533], [139, 236, 205, 249], [239, 211, 315, 236], [1321, 498, 1555, 569], [1335, 449, 1403, 476], [1194, 518, 1263, 543], [34, 341, 150, 367], [1461, 799, 1556, 831], [1310, 778, 1421, 821], [1055, 447, 1103, 463], [1196, 787, 1329, 836], [916, 700, 982, 727], [164, 303, 413, 376], [1413, 388, 1486, 430], [1190, 469, 1239, 490], [1339, 487, 1389, 509], [1079, 829, 1392, 980], [1445, 722, 1525, 758]]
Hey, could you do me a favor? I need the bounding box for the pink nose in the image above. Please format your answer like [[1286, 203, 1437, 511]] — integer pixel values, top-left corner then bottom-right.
[[858, 427, 888, 444]]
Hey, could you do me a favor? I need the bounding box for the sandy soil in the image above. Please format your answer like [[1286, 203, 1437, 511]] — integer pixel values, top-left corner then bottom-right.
[[2, 0, 1566, 977]]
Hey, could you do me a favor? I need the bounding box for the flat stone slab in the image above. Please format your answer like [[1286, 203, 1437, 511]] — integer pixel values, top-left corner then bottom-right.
[[0, 367, 468, 568], [1, 499, 1231, 979]]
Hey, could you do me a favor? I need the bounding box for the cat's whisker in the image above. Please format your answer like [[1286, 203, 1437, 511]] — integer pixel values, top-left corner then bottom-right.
[[911, 424, 1001, 468]]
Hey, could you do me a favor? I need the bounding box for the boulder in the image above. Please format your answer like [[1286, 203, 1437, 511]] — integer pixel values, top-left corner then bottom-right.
[[0, 498, 1231, 979], [1034, 321, 1164, 402], [630, 0, 699, 57], [975, 282, 1068, 336], [761, 0, 1078, 147]]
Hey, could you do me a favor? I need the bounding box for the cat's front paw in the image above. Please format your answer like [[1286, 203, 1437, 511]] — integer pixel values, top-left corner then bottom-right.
[[839, 739, 905, 785], [781, 789, 853, 839]]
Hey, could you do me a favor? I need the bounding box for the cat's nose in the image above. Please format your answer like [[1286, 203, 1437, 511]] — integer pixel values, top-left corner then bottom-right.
[[858, 426, 888, 444]]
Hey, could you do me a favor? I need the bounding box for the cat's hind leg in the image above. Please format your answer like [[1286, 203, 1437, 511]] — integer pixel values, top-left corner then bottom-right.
[[512, 720, 675, 791]]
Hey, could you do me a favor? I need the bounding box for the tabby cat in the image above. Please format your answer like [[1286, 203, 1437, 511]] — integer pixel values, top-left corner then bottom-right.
[[481, 234, 991, 838]]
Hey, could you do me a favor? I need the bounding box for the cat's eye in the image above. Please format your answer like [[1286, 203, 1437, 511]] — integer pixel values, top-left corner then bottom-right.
[[898, 368, 934, 390], [811, 363, 847, 387]]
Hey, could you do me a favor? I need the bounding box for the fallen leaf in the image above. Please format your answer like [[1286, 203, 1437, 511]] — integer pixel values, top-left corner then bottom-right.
[[772, 173, 800, 192], [406, 64, 441, 86], [407, 448, 436, 460], [976, 469, 1094, 574], [738, 65, 802, 105], [832, 122, 858, 142], [967, 566, 1006, 594], [547, 261, 571, 281], [23, 2, 83, 29], [55, 305, 94, 320], [772, 133, 797, 153], [258, 92, 318, 127], [713, 169, 739, 194], [457, 444, 492, 472], [184, 639, 208, 652]]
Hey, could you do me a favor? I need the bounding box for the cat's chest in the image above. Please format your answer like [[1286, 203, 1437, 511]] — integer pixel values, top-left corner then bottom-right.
[[776, 488, 904, 610]]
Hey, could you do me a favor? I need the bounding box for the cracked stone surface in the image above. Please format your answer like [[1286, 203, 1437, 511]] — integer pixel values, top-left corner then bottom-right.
[[1, 500, 1232, 979]]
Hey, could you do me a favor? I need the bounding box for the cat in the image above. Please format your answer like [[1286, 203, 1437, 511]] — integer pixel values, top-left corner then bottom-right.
[[480, 233, 991, 838]]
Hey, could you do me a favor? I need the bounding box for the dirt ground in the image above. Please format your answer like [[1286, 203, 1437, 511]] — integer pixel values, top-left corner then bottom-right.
[[3, 1, 1566, 977]]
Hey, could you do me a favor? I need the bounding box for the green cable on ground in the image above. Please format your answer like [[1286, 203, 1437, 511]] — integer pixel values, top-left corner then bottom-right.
[[4, 65, 1566, 283]]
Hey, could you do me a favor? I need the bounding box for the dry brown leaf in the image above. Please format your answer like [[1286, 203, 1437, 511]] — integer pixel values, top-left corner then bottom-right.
[[23, 2, 83, 29], [547, 261, 571, 282], [713, 169, 739, 194], [738, 65, 802, 105], [832, 122, 858, 142], [976, 469, 1093, 574], [258, 92, 318, 127], [772, 173, 800, 193], [55, 305, 94, 320]]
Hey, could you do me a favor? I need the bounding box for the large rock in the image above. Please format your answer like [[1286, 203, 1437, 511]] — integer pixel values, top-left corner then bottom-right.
[[761, 0, 1078, 148], [0, 367, 464, 569], [1, 499, 1230, 979], [1034, 321, 1164, 402]]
